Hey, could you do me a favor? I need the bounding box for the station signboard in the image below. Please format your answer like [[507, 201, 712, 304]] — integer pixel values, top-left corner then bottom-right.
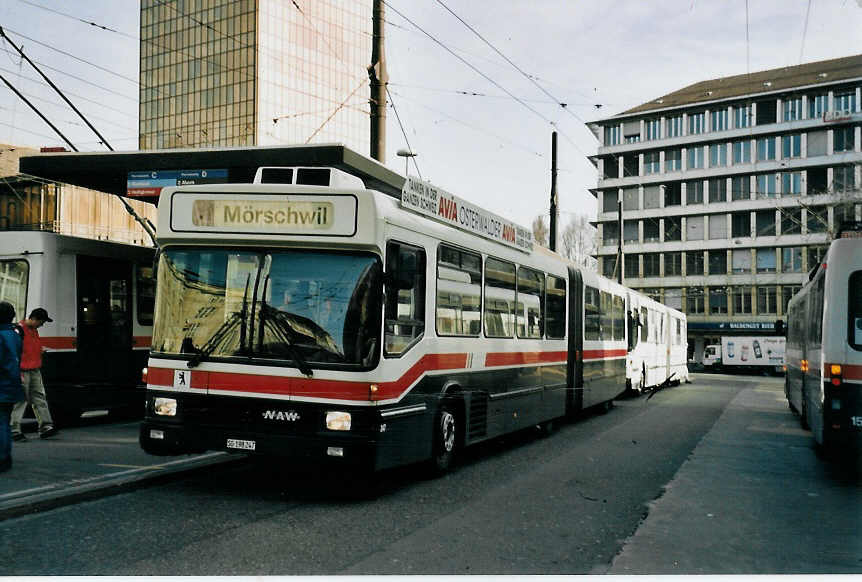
[[127, 169, 229, 198]]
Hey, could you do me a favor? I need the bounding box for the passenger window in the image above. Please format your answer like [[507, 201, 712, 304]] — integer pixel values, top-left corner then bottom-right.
[[0, 259, 28, 318], [384, 241, 426, 356], [136, 264, 155, 326], [600, 291, 612, 341], [436, 245, 481, 336], [640, 307, 649, 343], [612, 295, 624, 340], [849, 271, 862, 350], [484, 257, 515, 338], [517, 267, 544, 338], [584, 286, 600, 340], [545, 275, 566, 339]]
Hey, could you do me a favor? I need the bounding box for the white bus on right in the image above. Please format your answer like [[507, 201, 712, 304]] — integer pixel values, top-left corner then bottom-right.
[[785, 223, 862, 458]]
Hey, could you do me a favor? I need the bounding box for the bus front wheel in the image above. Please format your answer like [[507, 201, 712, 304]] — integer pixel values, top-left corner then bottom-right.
[[430, 402, 457, 474]]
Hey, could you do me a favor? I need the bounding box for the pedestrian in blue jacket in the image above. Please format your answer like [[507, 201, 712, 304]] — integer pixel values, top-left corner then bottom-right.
[[0, 301, 25, 472]]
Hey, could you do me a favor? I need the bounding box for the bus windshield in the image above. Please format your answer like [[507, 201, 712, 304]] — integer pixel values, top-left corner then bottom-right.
[[152, 248, 382, 368]]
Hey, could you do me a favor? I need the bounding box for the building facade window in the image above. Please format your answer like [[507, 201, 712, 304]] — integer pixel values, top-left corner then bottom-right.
[[834, 126, 855, 152], [708, 250, 727, 274], [757, 286, 778, 314], [731, 212, 751, 238], [623, 220, 639, 243], [644, 151, 660, 174], [686, 287, 705, 314], [603, 190, 618, 213], [833, 165, 856, 192], [806, 206, 828, 233], [664, 183, 682, 206], [664, 288, 683, 310], [808, 130, 828, 157], [782, 247, 803, 273], [708, 178, 727, 203], [782, 134, 801, 158], [756, 174, 778, 198], [665, 148, 682, 172], [666, 115, 683, 138], [709, 143, 727, 167], [622, 187, 639, 211], [807, 246, 828, 269], [757, 136, 776, 161], [756, 248, 777, 272], [602, 257, 616, 278], [603, 221, 619, 245], [781, 172, 802, 196], [686, 180, 704, 204], [604, 125, 620, 145], [733, 286, 753, 314], [732, 249, 752, 273], [808, 94, 828, 118], [731, 176, 750, 200], [782, 285, 801, 315], [781, 207, 802, 235], [686, 215, 704, 241], [665, 252, 682, 276], [687, 146, 705, 169], [643, 217, 660, 242], [645, 118, 661, 141], [834, 91, 857, 113], [709, 287, 728, 314], [756, 210, 776, 237], [711, 109, 728, 132], [732, 139, 751, 164], [643, 253, 660, 277], [734, 105, 751, 129], [756, 99, 777, 125], [688, 111, 706, 135], [686, 251, 705, 275], [783, 97, 802, 121], [624, 254, 639, 278], [709, 214, 727, 239], [664, 216, 682, 241]]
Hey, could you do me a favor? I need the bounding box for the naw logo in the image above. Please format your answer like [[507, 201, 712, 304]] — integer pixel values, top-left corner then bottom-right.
[[262, 410, 301, 422]]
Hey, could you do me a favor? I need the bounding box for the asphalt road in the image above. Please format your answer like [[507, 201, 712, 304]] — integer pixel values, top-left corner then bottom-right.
[[1, 374, 856, 575]]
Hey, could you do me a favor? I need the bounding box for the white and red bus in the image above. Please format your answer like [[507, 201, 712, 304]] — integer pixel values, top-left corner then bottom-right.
[[0, 231, 154, 423], [626, 291, 689, 393], [139, 153, 686, 474], [785, 223, 862, 456]]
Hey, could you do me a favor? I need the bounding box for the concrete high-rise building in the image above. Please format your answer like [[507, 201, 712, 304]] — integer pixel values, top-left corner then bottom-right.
[[588, 54, 862, 363], [139, 0, 372, 153]]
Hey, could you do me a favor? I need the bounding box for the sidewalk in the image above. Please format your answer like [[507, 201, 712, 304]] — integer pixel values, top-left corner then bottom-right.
[[0, 415, 237, 520]]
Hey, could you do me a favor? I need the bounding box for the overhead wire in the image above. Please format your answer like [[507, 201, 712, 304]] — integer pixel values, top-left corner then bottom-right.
[[385, 85, 421, 178]]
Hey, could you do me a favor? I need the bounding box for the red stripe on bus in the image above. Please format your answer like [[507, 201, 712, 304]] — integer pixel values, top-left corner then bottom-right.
[[485, 351, 567, 367], [824, 363, 862, 381], [132, 336, 152, 347], [41, 337, 76, 349], [583, 348, 627, 360]]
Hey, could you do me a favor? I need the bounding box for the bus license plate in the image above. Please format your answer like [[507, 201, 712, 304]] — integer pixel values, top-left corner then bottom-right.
[[226, 438, 256, 451]]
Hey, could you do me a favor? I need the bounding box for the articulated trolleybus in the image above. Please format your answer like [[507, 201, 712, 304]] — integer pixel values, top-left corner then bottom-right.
[[140, 150, 687, 474], [785, 223, 862, 456]]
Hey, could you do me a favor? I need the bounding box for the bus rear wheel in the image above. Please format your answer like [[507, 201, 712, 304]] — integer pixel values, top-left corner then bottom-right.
[[430, 403, 457, 474]]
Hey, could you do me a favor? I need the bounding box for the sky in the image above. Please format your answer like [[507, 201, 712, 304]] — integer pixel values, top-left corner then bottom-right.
[[1, 0, 861, 232]]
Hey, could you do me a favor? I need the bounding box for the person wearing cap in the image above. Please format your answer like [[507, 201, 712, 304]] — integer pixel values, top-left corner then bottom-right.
[[0, 301, 25, 472], [10, 307, 58, 440]]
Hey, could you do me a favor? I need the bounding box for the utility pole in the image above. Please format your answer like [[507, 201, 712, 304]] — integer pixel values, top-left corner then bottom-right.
[[617, 191, 623, 284], [549, 131, 558, 252], [368, 0, 387, 162]]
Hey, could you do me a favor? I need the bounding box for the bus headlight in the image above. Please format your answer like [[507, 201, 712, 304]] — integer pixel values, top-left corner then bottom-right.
[[154, 397, 177, 417], [325, 411, 351, 431]]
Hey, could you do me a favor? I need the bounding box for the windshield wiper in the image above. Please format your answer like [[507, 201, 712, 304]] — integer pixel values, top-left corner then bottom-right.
[[258, 303, 314, 377], [187, 274, 250, 368]]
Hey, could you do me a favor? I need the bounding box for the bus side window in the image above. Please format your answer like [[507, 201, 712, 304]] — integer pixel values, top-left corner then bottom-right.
[[640, 307, 648, 344], [384, 241, 426, 356], [584, 286, 600, 341]]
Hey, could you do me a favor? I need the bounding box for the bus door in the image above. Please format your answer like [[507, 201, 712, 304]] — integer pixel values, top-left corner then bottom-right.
[[567, 266, 583, 415], [76, 256, 133, 385]]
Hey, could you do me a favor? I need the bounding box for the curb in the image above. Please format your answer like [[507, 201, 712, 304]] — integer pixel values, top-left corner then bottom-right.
[[0, 452, 242, 521]]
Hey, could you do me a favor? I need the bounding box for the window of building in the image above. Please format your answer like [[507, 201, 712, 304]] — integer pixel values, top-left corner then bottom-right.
[[622, 187, 639, 211], [603, 221, 619, 245], [686, 216, 704, 241], [584, 285, 600, 340], [709, 250, 727, 274], [623, 220, 639, 243], [0, 259, 29, 318], [709, 214, 727, 239], [643, 253, 661, 277], [664, 288, 683, 310], [756, 210, 776, 237], [732, 139, 751, 164], [733, 286, 753, 314], [834, 91, 856, 113], [602, 257, 616, 279], [708, 178, 727, 203], [385, 242, 426, 356], [808, 130, 829, 158], [643, 185, 661, 209], [709, 143, 727, 167], [709, 287, 728, 314], [782, 285, 801, 315], [604, 125, 620, 145], [664, 183, 681, 206], [757, 286, 778, 314], [783, 96, 802, 121], [731, 212, 751, 238], [623, 154, 639, 177], [687, 146, 705, 169], [545, 275, 566, 340], [807, 246, 828, 270], [782, 134, 801, 158], [757, 136, 776, 161], [623, 120, 641, 143], [644, 151, 660, 174], [806, 206, 828, 233], [664, 216, 682, 241], [624, 254, 639, 279], [808, 94, 828, 118], [686, 251, 705, 275], [602, 158, 619, 179], [666, 115, 683, 138], [756, 99, 777, 125], [732, 249, 752, 273], [688, 111, 706, 135], [643, 217, 660, 242], [781, 247, 803, 273], [731, 176, 750, 201], [436, 245, 482, 337], [834, 165, 856, 192], [711, 109, 728, 132], [781, 172, 802, 197], [734, 104, 751, 129], [686, 287, 705, 314], [756, 248, 777, 273], [756, 174, 778, 198], [484, 257, 515, 338], [780, 207, 802, 235], [665, 148, 682, 172], [516, 267, 544, 339], [602, 190, 618, 213], [834, 126, 855, 152], [686, 180, 704, 204], [665, 252, 682, 276], [835, 204, 858, 231], [808, 167, 828, 194], [645, 118, 661, 141]]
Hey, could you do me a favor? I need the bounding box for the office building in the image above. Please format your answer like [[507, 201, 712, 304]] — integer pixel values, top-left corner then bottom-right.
[[139, 0, 372, 153], [588, 54, 862, 362]]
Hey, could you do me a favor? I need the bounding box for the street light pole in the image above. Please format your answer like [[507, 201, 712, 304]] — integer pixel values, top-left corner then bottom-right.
[[396, 148, 417, 176]]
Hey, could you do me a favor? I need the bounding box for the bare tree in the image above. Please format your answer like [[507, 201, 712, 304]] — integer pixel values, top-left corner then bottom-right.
[[532, 215, 549, 248], [560, 214, 598, 271]]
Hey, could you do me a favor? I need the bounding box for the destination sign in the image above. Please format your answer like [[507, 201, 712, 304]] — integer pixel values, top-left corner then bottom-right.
[[127, 169, 228, 198], [401, 176, 533, 252]]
